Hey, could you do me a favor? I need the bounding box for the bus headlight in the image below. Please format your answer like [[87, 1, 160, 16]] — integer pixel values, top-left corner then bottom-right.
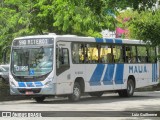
[[48, 77, 54, 82], [44, 77, 54, 87], [44, 81, 52, 87], [9, 75, 16, 87]]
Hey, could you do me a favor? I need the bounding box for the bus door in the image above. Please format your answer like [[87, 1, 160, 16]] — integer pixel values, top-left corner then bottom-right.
[[56, 42, 72, 94]]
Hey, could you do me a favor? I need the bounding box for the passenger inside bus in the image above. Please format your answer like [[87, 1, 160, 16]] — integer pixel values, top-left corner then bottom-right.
[[128, 52, 136, 63]]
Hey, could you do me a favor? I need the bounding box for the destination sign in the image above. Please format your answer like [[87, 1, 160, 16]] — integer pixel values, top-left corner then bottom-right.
[[13, 38, 53, 46]]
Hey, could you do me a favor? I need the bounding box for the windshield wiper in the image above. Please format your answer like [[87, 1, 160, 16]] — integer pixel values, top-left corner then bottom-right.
[[39, 46, 44, 54]]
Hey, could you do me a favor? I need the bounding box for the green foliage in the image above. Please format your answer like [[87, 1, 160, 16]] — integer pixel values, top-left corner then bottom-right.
[[0, 0, 158, 62], [127, 10, 160, 46], [51, 0, 115, 36], [104, 0, 157, 11], [127, 0, 157, 11]]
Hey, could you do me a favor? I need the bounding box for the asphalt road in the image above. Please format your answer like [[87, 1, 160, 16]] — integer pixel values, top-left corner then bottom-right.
[[0, 91, 160, 120]]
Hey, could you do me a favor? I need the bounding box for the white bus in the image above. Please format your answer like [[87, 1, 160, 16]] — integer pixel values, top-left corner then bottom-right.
[[9, 34, 159, 102]]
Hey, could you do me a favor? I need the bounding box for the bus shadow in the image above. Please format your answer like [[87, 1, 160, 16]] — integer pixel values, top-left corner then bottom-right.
[[30, 92, 160, 104]]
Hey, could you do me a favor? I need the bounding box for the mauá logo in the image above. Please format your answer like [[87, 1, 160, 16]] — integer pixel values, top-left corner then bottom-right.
[[129, 65, 147, 73]]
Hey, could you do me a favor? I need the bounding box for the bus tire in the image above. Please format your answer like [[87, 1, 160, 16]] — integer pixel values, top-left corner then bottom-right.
[[118, 79, 135, 97], [89, 92, 104, 97], [34, 96, 45, 103], [68, 82, 81, 102]]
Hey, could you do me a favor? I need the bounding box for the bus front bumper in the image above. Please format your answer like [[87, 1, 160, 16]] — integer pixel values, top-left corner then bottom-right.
[[10, 84, 56, 96]]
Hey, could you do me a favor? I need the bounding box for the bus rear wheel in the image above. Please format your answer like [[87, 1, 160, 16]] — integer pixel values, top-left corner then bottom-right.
[[34, 96, 45, 103], [68, 82, 81, 102], [89, 92, 104, 97], [118, 79, 135, 97]]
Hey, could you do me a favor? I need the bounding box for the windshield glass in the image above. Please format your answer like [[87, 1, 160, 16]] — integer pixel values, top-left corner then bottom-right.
[[12, 47, 53, 76], [2, 66, 9, 71]]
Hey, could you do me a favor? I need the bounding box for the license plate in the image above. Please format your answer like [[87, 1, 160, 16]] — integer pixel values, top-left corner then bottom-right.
[[25, 91, 34, 95]]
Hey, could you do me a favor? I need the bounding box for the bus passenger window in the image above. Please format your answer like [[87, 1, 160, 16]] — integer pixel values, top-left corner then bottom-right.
[[100, 45, 112, 63], [126, 46, 137, 63], [72, 43, 85, 63], [125, 46, 130, 63], [86, 44, 98, 63], [72, 43, 80, 63], [137, 46, 147, 63], [113, 45, 124, 63], [148, 47, 156, 63]]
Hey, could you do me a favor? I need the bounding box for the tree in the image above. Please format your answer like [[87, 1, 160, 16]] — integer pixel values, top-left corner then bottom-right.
[[0, 0, 35, 62], [132, 10, 160, 45], [51, 0, 116, 36], [0, 0, 158, 62], [118, 9, 160, 46]]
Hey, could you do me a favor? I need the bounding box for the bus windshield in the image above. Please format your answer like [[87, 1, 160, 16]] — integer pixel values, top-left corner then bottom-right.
[[11, 47, 53, 76]]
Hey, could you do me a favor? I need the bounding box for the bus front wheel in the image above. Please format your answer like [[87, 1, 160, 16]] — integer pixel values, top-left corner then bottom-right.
[[68, 82, 81, 102], [34, 96, 45, 103], [118, 79, 135, 97]]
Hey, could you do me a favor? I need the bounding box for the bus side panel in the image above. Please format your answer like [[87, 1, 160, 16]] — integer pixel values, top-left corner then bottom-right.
[[55, 64, 87, 95], [85, 64, 114, 92], [148, 63, 159, 86], [58, 62, 159, 94], [122, 64, 156, 89], [113, 64, 124, 90], [71, 64, 89, 91], [85, 64, 124, 92], [85, 64, 117, 92]]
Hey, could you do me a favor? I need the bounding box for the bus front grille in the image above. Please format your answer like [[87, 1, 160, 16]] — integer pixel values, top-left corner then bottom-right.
[[18, 88, 41, 94]]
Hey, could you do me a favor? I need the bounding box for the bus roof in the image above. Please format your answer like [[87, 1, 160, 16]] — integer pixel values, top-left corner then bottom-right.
[[13, 34, 146, 45]]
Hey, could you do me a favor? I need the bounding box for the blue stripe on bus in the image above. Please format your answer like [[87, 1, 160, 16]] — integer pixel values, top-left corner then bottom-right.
[[90, 64, 105, 86], [35, 82, 43, 87], [154, 64, 156, 82], [152, 64, 153, 82], [115, 39, 122, 44], [115, 64, 124, 84], [155, 64, 158, 82], [18, 82, 43, 87], [153, 64, 154, 82], [26, 82, 34, 87], [154, 64, 155, 82], [103, 64, 115, 85], [95, 38, 114, 43], [152, 64, 154, 82], [105, 38, 113, 43], [152, 64, 155, 82], [95, 38, 103, 43], [155, 63, 157, 82], [18, 82, 26, 87]]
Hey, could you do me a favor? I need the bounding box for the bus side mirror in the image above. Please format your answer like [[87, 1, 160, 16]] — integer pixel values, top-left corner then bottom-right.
[[2, 46, 11, 64]]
